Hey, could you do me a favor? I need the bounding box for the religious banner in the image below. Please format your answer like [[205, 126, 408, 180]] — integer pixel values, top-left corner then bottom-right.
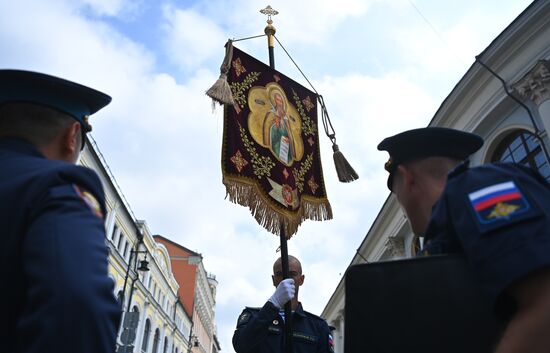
[[222, 46, 332, 238]]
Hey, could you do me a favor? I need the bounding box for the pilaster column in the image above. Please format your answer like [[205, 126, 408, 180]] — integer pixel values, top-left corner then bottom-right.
[[513, 60, 550, 133], [385, 236, 405, 258]]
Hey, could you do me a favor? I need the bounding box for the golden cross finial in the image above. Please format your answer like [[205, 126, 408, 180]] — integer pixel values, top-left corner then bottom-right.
[[260, 5, 279, 24]]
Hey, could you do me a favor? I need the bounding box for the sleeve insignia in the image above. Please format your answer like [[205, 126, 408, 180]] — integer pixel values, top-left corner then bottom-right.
[[292, 331, 317, 343], [468, 181, 528, 225], [74, 185, 103, 218]]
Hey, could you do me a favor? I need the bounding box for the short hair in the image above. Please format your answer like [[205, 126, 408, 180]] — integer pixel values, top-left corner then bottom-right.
[[273, 255, 302, 275], [0, 102, 77, 148], [404, 156, 462, 181]]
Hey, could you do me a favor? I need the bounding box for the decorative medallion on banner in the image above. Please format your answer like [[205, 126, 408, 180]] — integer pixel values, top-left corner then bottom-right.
[[222, 46, 332, 238]]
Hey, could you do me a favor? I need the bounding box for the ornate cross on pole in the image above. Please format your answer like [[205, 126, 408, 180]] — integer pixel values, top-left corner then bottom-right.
[[260, 5, 278, 69], [260, 5, 279, 23]]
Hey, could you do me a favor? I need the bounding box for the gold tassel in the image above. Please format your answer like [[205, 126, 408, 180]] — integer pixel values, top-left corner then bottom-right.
[[332, 143, 359, 182], [206, 40, 235, 106]]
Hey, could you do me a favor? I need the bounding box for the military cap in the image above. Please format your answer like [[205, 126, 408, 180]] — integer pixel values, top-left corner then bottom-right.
[[377, 127, 484, 190], [0, 69, 111, 139]]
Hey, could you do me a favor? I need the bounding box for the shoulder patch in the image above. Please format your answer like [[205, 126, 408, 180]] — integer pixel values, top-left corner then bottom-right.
[[467, 180, 538, 233], [74, 185, 103, 218], [329, 333, 335, 353]]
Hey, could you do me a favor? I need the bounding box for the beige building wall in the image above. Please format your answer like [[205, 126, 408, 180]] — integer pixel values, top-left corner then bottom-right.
[[79, 141, 192, 353]]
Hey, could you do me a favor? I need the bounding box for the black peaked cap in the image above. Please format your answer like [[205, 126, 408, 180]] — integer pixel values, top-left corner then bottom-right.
[[377, 127, 484, 191]]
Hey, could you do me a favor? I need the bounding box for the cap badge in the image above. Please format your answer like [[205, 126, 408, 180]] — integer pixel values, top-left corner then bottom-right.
[[83, 115, 92, 132], [384, 157, 393, 172]]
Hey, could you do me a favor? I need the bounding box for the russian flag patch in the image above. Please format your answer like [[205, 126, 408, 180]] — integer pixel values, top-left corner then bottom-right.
[[468, 181, 529, 225]]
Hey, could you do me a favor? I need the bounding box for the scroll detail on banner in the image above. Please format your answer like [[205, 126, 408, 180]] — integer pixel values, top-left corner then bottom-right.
[[222, 46, 332, 238]]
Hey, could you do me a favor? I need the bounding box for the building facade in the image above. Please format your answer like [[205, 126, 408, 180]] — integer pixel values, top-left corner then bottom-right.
[[79, 141, 194, 353], [154, 236, 221, 353], [322, 1, 550, 351]]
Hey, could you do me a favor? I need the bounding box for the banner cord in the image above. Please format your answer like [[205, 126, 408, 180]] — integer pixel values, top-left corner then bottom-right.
[[273, 35, 337, 142], [232, 34, 267, 42]]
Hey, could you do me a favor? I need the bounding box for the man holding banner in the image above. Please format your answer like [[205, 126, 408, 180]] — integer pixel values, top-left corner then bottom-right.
[[233, 255, 334, 353]]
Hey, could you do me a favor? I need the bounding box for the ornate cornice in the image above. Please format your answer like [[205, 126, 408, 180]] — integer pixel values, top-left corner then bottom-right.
[[513, 59, 550, 105], [385, 236, 405, 258]]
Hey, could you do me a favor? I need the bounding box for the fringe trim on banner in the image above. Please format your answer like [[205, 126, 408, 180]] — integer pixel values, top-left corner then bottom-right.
[[206, 40, 235, 107], [223, 177, 333, 239]]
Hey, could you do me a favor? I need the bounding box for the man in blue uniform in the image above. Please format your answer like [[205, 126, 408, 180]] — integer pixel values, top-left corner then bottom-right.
[[0, 70, 121, 353], [233, 255, 334, 353], [378, 127, 550, 353]]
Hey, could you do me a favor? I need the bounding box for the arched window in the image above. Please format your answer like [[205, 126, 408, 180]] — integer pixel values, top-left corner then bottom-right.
[[141, 319, 151, 352], [152, 328, 160, 353], [163, 337, 169, 353], [492, 130, 550, 180]]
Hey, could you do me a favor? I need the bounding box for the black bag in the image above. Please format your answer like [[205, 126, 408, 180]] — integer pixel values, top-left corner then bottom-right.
[[345, 255, 503, 353]]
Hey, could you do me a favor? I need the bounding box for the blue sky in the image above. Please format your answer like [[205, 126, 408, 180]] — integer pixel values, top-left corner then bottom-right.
[[0, 0, 534, 351]]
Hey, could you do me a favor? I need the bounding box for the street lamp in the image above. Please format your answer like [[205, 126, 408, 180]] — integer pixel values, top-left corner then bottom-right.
[[187, 334, 199, 353], [117, 230, 150, 353], [119, 230, 150, 312], [124, 248, 149, 312], [137, 256, 150, 272]]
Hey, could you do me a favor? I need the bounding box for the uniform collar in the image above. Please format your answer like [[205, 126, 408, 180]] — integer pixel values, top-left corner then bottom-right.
[[448, 159, 470, 179], [294, 302, 306, 318], [0, 138, 45, 159]]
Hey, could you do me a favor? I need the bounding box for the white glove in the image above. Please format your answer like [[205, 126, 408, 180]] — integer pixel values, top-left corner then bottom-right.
[[268, 278, 295, 309]]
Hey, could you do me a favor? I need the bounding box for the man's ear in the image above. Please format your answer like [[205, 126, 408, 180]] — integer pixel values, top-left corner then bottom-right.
[[396, 164, 414, 192], [62, 122, 81, 154], [296, 274, 305, 286], [272, 275, 277, 287]]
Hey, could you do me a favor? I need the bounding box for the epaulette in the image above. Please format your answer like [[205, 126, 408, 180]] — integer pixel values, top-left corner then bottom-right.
[[302, 310, 326, 322], [238, 307, 260, 325], [448, 159, 470, 179]]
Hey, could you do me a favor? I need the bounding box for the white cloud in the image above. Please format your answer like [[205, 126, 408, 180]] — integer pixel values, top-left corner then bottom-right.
[[82, 0, 142, 18], [0, 1, 535, 352], [161, 5, 228, 69]]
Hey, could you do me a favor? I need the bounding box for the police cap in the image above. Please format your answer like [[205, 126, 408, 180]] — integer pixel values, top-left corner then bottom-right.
[[0, 69, 111, 135], [377, 127, 483, 190]]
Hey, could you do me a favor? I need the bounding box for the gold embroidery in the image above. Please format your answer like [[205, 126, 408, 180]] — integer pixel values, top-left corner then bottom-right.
[[302, 96, 315, 112], [230, 72, 261, 108], [239, 123, 275, 178], [488, 202, 520, 219], [230, 150, 249, 173], [292, 89, 317, 137], [308, 175, 319, 194], [232, 57, 247, 77], [292, 153, 313, 193]]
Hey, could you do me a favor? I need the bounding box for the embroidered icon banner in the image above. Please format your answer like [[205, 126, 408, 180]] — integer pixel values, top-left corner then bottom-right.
[[222, 46, 332, 238]]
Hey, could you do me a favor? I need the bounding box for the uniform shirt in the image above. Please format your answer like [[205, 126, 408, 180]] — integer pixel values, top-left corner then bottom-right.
[[422, 160, 550, 316], [233, 301, 334, 353], [0, 138, 121, 353]]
